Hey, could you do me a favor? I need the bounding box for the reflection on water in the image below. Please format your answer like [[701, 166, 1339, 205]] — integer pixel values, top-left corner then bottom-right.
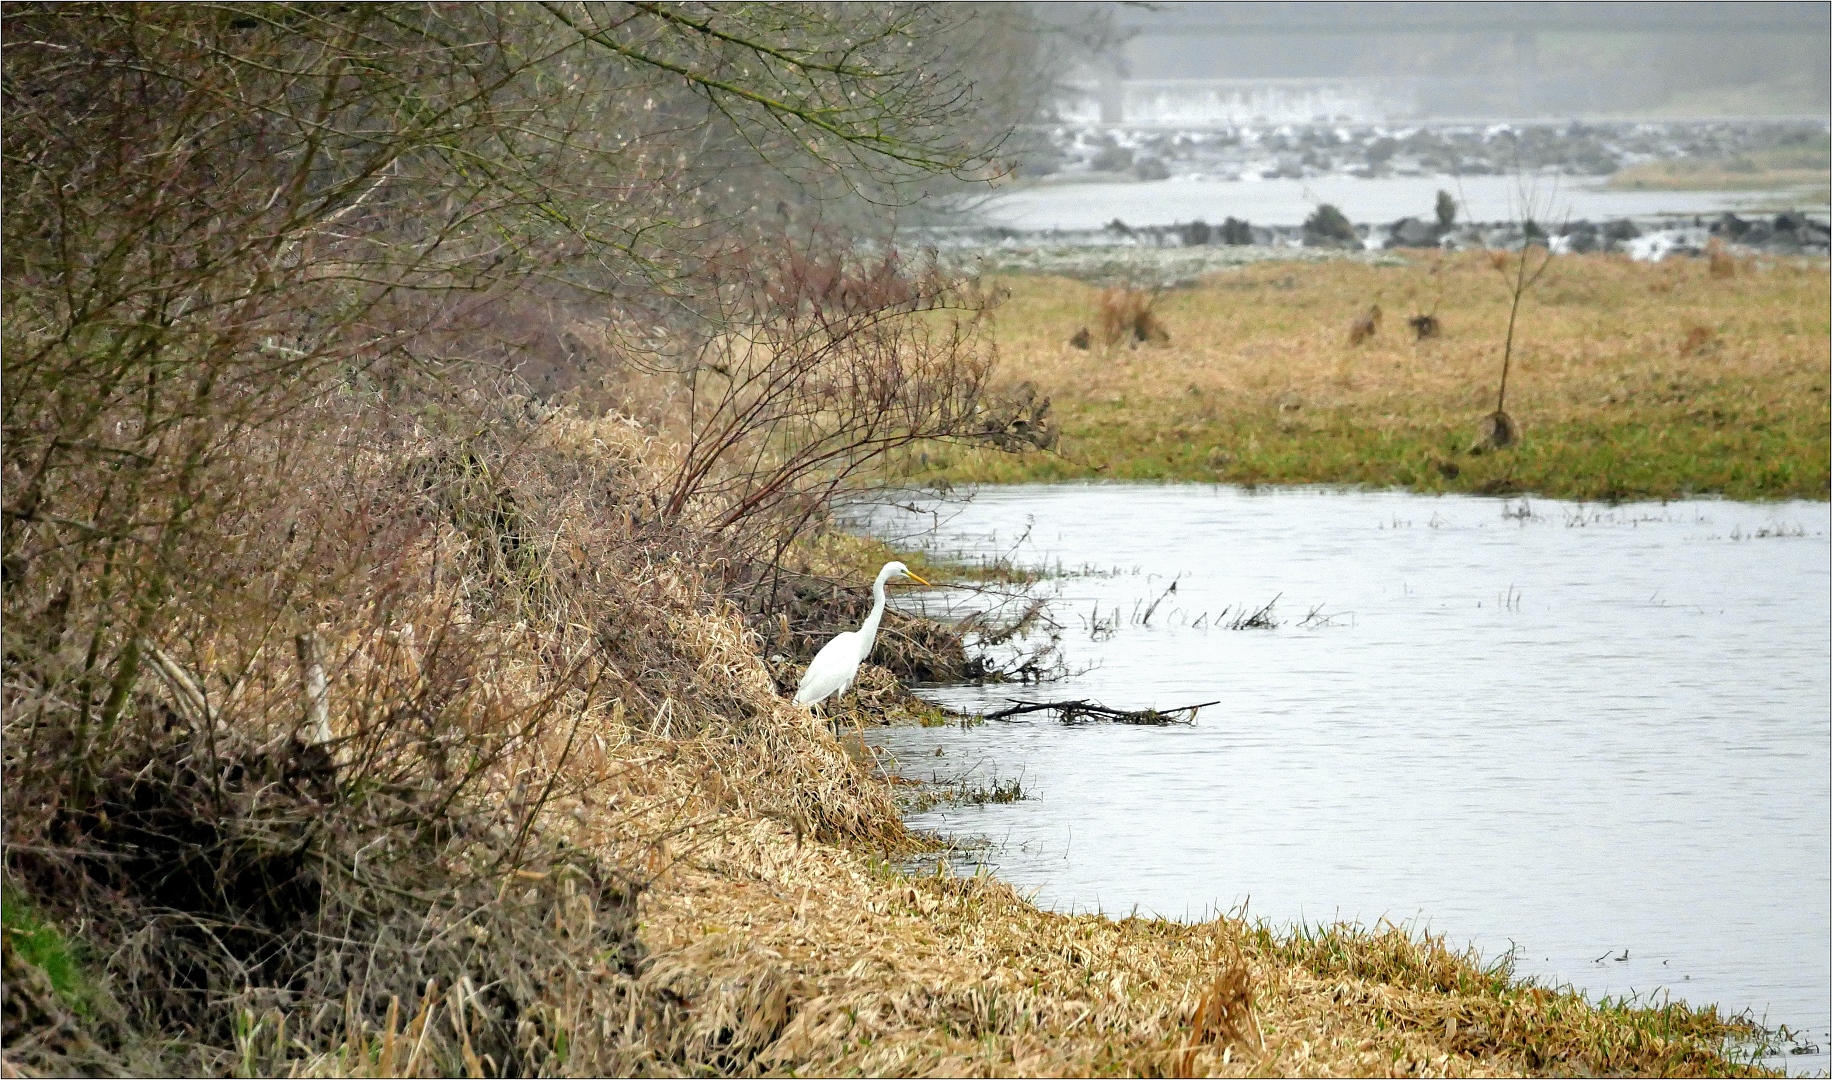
[[864, 484, 1831, 1070]]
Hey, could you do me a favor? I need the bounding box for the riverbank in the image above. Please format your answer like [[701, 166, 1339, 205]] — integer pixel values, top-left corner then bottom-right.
[[1, 410, 1778, 1077], [1607, 139, 1832, 204], [634, 796, 1776, 1077], [1016, 119, 1828, 192], [901, 251, 1830, 502]]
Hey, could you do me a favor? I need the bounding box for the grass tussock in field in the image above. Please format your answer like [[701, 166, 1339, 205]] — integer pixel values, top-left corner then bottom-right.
[[908, 253, 1830, 501]]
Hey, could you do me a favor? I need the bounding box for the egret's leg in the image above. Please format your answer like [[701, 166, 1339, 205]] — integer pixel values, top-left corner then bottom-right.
[[809, 700, 834, 736], [833, 677, 856, 736]]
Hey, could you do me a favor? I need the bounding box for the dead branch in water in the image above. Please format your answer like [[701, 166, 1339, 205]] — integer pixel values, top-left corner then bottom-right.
[[977, 698, 1220, 726]]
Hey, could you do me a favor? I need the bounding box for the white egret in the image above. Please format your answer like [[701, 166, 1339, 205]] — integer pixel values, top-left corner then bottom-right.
[[793, 561, 932, 710]]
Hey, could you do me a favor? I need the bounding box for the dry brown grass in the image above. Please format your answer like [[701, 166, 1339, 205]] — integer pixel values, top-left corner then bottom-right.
[[0, 393, 905, 1075], [905, 251, 1830, 500], [2, 394, 1772, 1077], [622, 819, 1766, 1077]]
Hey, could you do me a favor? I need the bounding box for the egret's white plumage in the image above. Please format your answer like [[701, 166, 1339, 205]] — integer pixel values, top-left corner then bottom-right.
[[793, 561, 931, 709]]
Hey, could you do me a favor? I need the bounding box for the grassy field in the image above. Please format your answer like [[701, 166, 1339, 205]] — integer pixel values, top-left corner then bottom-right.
[[903, 252, 1830, 502], [1607, 135, 1830, 201]]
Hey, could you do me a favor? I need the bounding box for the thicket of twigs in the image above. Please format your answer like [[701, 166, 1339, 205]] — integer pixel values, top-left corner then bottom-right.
[[0, 3, 1062, 1072]]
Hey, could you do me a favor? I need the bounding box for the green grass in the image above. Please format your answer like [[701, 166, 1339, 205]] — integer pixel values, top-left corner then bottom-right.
[[900, 254, 1830, 503], [2, 882, 101, 1017], [912, 408, 1825, 503]]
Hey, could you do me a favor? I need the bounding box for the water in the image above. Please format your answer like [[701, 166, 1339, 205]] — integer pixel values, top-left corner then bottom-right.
[[863, 484, 1831, 1071], [979, 174, 1814, 231]]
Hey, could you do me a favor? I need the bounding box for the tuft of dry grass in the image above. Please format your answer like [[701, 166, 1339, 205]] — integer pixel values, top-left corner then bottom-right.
[[1681, 323, 1721, 357], [1098, 287, 1171, 348], [901, 252, 1830, 501], [1347, 304, 1383, 346], [1707, 238, 1738, 279]]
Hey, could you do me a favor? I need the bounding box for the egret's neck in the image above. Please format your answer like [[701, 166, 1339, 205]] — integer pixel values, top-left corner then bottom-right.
[[856, 571, 891, 661]]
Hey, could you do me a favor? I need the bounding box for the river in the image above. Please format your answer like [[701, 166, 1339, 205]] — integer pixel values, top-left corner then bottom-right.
[[864, 484, 1831, 1073], [975, 174, 1820, 230]]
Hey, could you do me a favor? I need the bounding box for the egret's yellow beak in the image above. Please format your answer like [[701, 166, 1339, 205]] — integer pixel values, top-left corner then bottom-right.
[[902, 570, 933, 587]]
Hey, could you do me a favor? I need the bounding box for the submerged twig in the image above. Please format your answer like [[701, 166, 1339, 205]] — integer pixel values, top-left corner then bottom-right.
[[978, 697, 1219, 726]]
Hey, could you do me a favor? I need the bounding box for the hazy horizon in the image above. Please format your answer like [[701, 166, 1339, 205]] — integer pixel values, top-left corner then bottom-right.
[[1046, 1, 1831, 122]]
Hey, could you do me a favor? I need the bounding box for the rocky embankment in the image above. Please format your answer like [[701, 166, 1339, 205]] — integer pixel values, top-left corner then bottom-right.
[[919, 209, 1829, 287], [1018, 118, 1829, 185], [934, 209, 1830, 256]]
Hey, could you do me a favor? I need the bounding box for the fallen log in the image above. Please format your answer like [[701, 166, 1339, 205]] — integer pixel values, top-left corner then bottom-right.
[[978, 698, 1220, 726]]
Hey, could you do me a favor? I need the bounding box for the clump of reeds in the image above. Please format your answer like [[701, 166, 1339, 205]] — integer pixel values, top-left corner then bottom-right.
[[956, 775, 1024, 805], [1179, 958, 1263, 1070], [1227, 595, 1281, 630], [1097, 287, 1170, 347]]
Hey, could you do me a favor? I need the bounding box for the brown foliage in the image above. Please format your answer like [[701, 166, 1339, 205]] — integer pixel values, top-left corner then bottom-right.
[[0, 8, 1032, 1067], [2, 386, 918, 1071]]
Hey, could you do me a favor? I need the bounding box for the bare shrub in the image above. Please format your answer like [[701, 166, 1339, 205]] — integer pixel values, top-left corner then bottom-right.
[[654, 243, 1001, 550], [1303, 203, 1359, 248], [3, 3, 1044, 1070], [1479, 211, 1554, 452]]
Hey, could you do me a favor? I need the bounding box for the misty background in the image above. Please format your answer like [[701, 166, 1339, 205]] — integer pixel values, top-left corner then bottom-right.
[[1040, 2, 1830, 125]]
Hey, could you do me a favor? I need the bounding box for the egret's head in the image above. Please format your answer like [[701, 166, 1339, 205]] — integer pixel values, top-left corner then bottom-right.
[[882, 560, 933, 587]]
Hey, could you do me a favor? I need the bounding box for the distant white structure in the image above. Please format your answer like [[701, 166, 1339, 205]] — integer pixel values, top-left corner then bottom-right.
[[1060, 77, 1422, 127]]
